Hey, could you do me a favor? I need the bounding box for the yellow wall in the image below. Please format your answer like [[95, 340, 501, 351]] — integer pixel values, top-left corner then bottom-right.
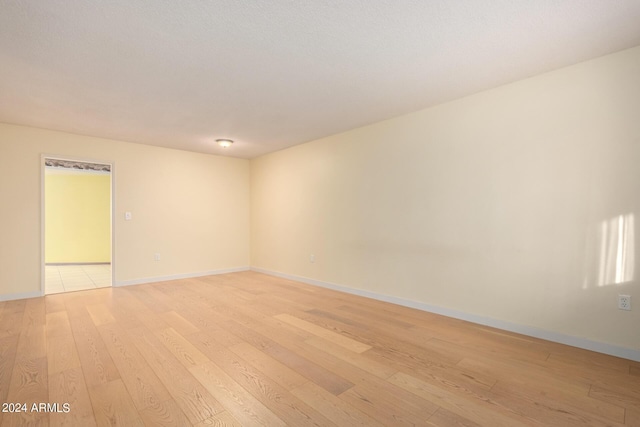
[[251, 45, 640, 352], [45, 171, 111, 263], [0, 125, 250, 297]]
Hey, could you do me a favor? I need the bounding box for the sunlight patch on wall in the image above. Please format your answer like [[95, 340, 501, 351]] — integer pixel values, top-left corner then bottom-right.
[[597, 213, 635, 287]]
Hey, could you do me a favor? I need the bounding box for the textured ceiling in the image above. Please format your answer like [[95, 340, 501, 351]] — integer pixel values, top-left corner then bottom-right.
[[1, 1, 640, 159]]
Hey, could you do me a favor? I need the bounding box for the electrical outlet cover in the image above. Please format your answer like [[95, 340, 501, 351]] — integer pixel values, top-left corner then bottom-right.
[[618, 295, 631, 311]]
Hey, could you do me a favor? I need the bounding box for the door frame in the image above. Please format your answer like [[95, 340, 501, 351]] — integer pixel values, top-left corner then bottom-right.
[[41, 154, 115, 294]]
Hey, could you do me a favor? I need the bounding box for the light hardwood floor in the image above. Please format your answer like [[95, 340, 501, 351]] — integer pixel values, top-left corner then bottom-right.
[[1, 271, 638, 426]]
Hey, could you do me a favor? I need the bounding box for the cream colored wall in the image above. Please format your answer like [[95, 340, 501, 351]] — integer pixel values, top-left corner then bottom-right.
[[0, 124, 250, 296], [45, 171, 111, 263], [251, 46, 640, 351], [1, 47, 638, 353]]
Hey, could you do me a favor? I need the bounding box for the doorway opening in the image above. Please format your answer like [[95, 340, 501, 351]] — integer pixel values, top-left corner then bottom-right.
[[42, 157, 114, 294]]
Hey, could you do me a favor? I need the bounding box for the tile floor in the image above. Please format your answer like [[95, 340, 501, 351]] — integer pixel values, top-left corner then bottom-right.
[[45, 264, 112, 294]]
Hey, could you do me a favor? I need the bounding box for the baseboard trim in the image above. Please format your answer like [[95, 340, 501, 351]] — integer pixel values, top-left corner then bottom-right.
[[251, 267, 640, 362], [46, 262, 111, 266], [114, 266, 250, 287], [0, 290, 44, 302]]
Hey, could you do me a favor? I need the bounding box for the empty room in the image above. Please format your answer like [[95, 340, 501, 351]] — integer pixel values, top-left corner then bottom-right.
[[1, 1, 639, 426]]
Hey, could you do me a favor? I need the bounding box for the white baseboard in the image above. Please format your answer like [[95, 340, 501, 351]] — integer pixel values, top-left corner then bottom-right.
[[251, 267, 640, 362], [0, 267, 250, 300], [0, 290, 44, 302], [114, 266, 250, 287]]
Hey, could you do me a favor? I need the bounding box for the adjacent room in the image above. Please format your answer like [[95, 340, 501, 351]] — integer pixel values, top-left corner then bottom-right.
[[1, 1, 639, 426], [44, 158, 113, 294]]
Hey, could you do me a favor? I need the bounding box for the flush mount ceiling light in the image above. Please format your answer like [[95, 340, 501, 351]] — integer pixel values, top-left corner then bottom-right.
[[216, 139, 234, 148]]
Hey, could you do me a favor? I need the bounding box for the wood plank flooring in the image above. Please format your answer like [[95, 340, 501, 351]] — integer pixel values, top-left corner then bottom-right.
[[0, 271, 638, 426]]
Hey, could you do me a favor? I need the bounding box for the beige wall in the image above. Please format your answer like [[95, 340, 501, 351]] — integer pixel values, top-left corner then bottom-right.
[[45, 171, 112, 263], [0, 124, 250, 296], [251, 46, 640, 351], [1, 46, 638, 354]]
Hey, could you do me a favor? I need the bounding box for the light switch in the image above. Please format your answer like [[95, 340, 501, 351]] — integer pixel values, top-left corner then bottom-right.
[[125, 212, 132, 221]]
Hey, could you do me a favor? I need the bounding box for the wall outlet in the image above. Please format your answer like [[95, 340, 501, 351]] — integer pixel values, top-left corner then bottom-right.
[[310, 254, 315, 263], [125, 211, 132, 220], [618, 295, 631, 311], [154, 253, 161, 261]]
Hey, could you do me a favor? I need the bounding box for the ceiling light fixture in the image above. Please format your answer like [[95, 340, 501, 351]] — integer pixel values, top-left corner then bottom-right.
[[216, 139, 234, 148]]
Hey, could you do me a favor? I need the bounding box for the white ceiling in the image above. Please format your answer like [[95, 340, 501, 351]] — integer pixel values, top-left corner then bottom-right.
[[1, 1, 640, 159]]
